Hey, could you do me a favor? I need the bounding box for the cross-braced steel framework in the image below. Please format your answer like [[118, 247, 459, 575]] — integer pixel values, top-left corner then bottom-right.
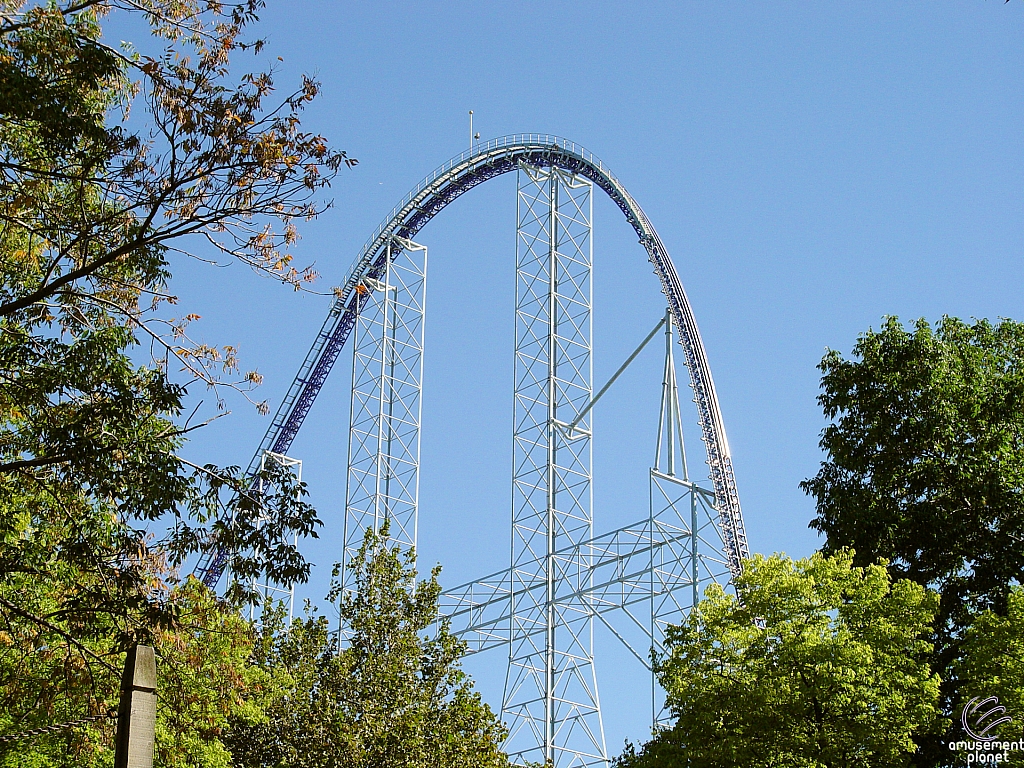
[[250, 451, 303, 622], [642, 312, 731, 721], [503, 164, 603, 766], [195, 136, 750, 768], [341, 237, 427, 598], [440, 306, 733, 759]]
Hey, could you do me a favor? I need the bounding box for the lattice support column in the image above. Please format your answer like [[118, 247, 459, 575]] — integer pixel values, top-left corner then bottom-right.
[[251, 451, 303, 623], [646, 312, 732, 725], [505, 164, 605, 768], [342, 237, 427, 596]]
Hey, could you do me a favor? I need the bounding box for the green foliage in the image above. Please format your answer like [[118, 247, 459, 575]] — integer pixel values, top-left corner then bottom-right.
[[801, 316, 1024, 762], [802, 316, 1024, 631], [0, 0, 347, 760], [0, 0, 334, 609], [227, 526, 514, 768], [617, 552, 942, 768], [954, 586, 1024, 752], [0, 2, 120, 157], [0, 577, 260, 767]]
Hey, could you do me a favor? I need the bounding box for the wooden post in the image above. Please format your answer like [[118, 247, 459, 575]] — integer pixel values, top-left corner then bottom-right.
[[114, 645, 157, 768]]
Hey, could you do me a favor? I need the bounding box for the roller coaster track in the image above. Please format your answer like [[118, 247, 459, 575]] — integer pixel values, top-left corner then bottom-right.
[[197, 133, 747, 606]]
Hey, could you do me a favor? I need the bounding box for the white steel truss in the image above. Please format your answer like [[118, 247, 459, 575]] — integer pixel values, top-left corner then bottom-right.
[[644, 311, 731, 722], [341, 237, 427, 598], [251, 450, 303, 622], [504, 164, 604, 768], [440, 311, 734, 756], [334, 172, 737, 768]]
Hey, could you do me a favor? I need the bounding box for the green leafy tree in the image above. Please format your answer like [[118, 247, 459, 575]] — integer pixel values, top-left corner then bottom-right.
[[802, 316, 1024, 629], [227, 526, 514, 768], [616, 552, 941, 768], [954, 586, 1024, 754], [801, 316, 1024, 761], [0, 0, 343, 606], [0, 575, 266, 767], [0, 0, 350, 758]]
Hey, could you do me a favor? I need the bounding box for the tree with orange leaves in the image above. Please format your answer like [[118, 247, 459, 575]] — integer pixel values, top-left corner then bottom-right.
[[0, 1, 351, 760]]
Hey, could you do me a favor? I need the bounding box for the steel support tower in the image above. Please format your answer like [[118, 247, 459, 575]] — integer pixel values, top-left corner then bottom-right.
[[195, 136, 750, 768], [341, 237, 428, 598], [643, 311, 731, 722], [504, 164, 604, 766], [251, 450, 303, 622], [442, 309, 734, 756]]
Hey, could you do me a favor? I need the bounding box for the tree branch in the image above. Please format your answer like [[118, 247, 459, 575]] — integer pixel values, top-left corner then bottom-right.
[[0, 594, 118, 674]]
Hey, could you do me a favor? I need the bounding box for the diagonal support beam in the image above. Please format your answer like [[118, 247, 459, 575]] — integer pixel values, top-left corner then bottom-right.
[[565, 316, 666, 435]]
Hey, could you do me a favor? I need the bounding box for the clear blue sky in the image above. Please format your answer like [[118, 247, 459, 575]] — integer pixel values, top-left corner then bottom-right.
[[147, 1, 1023, 754]]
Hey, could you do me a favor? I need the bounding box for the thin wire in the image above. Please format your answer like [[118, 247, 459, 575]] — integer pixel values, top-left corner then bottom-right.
[[0, 710, 117, 744]]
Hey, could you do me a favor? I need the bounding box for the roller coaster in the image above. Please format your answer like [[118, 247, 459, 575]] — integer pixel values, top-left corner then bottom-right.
[[196, 135, 750, 768]]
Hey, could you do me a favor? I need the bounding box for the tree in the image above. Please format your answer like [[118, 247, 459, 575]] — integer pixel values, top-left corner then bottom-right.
[[0, 0, 347, 755], [0, 575, 266, 767], [0, 0, 343, 603], [801, 316, 1024, 761], [616, 552, 941, 768], [954, 586, 1024, 749], [226, 525, 514, 768], [803, 316, 1024, 627]]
